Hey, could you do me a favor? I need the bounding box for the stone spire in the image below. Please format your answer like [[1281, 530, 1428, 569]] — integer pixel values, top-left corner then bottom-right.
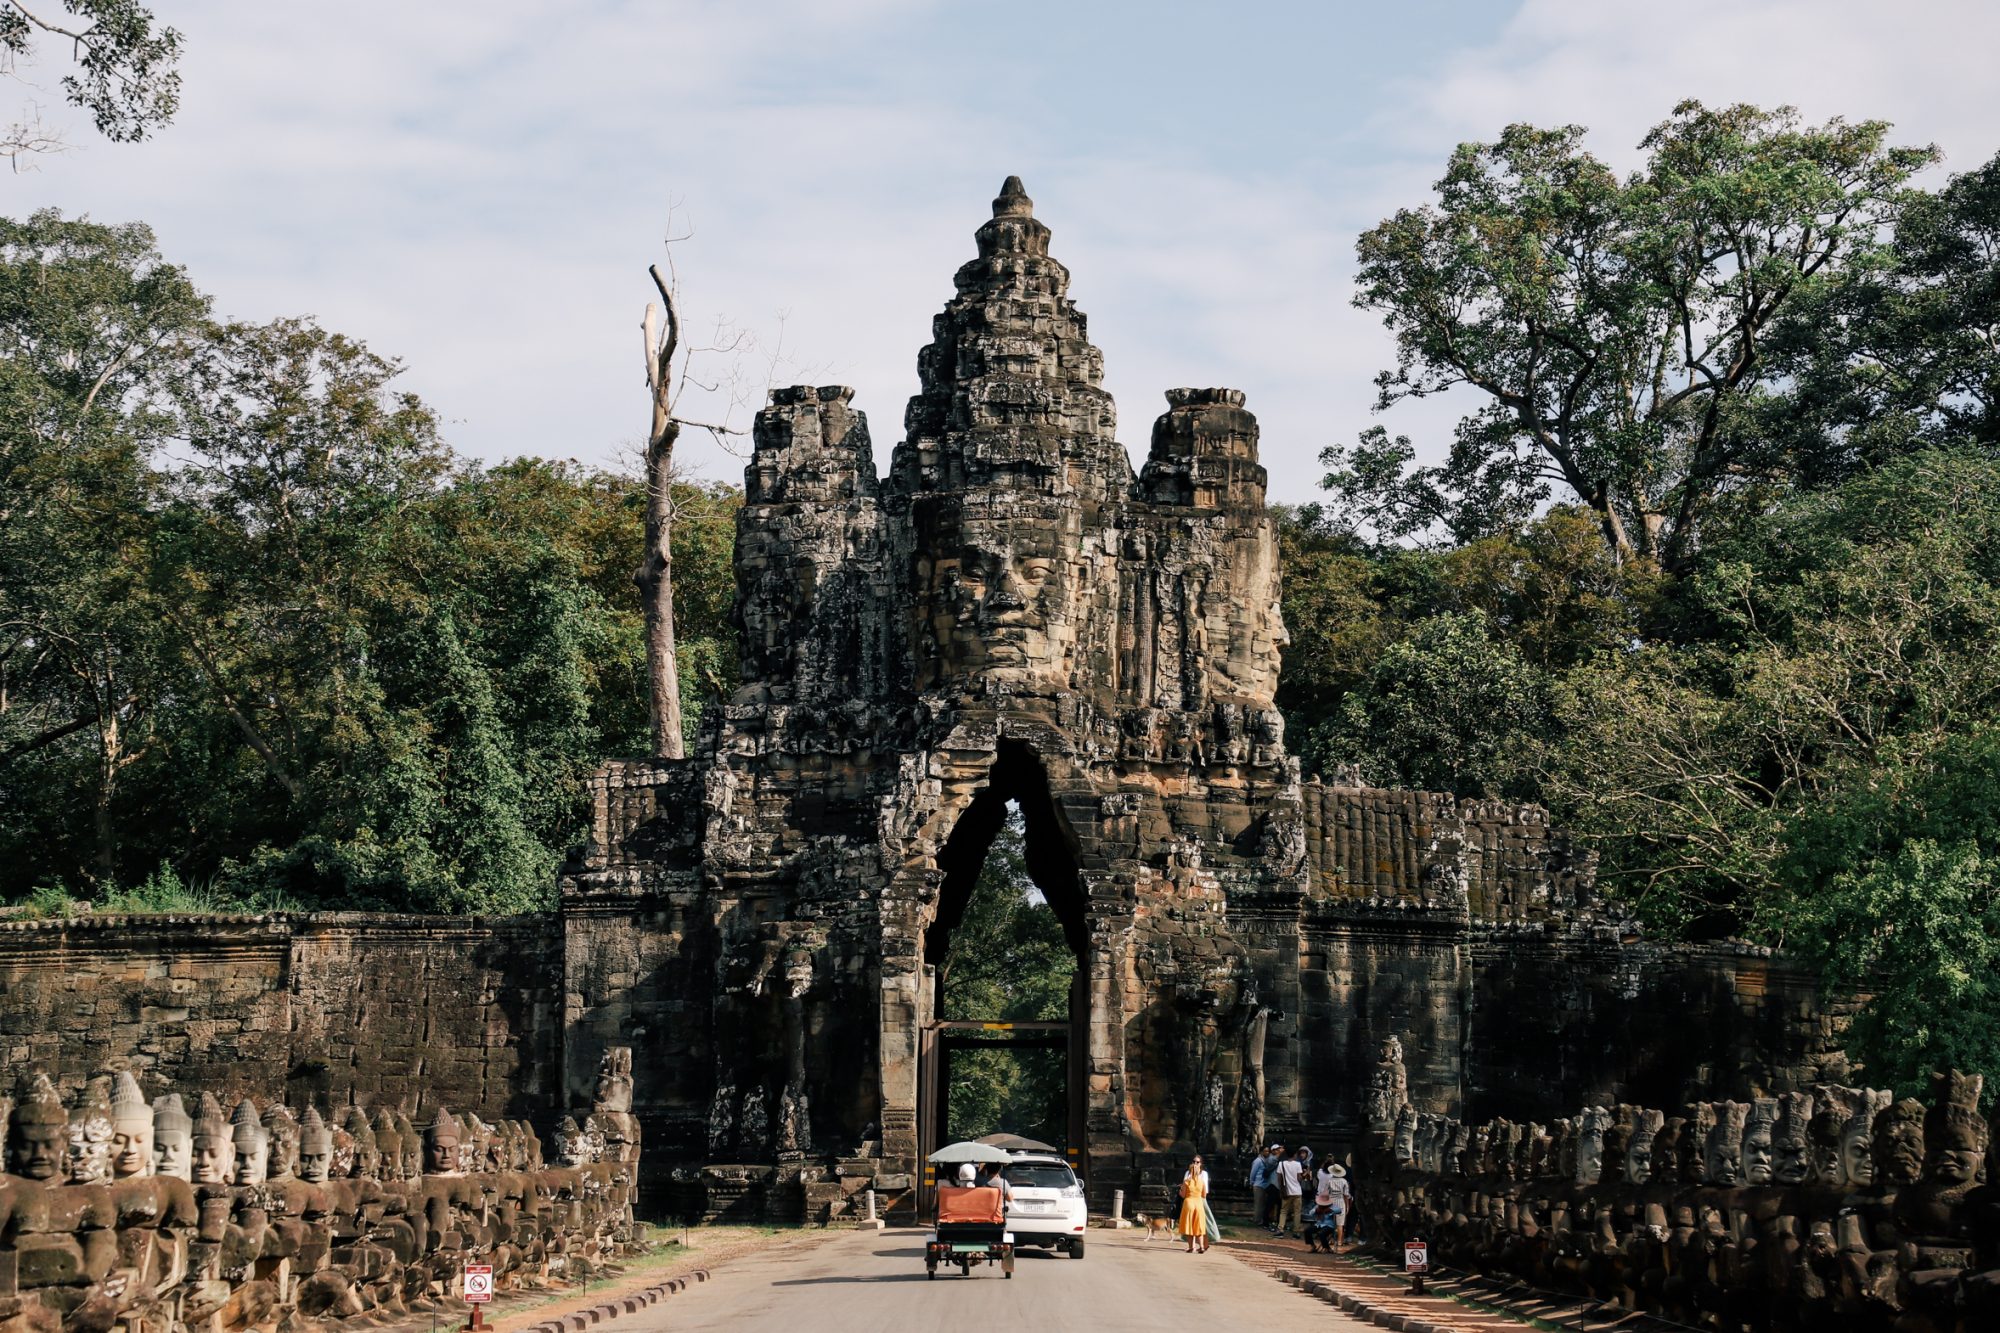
[[891, 175, 1128, 506]]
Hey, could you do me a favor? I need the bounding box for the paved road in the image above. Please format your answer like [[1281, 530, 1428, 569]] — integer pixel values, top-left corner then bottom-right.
[[633, 1226, 1378, 1331]]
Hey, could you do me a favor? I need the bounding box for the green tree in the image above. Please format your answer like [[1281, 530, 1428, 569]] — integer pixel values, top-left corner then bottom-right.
[[1, 211, 748, 910], [1320, 609, 1549, 798], [2, 1, 182, 163], [1336, 101, 1935, 565], [0, 211, 206, 890], [1536, 450, 2000, 937], [1780, 731, 2000, 1096], [1764, 149, 2000, 478]]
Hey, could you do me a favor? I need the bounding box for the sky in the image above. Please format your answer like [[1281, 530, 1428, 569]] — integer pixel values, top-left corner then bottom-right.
[[9, 0, 2000, 502]]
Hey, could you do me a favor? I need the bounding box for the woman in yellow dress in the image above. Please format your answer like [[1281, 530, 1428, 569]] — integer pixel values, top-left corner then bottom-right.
[[1177, 1154, 1212, 1253]]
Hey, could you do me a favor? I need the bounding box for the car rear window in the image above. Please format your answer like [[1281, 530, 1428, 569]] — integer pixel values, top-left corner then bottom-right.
[[1008, 1164, 1076, 1189]]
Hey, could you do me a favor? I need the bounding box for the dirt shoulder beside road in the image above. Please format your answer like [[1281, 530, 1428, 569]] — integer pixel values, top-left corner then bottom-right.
[[472, 1226, 837, 1332]]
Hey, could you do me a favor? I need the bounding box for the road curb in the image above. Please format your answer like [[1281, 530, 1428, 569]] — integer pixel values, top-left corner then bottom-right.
[[1269, 1265, 1462, 1332], [516, 1268, 712, 1333]]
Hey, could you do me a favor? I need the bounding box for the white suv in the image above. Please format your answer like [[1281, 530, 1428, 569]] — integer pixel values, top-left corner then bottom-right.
[[1001, 1155, 1087, 1258]]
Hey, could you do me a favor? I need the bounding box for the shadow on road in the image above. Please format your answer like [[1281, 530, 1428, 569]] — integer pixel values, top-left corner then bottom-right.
[[771, 1273, 934, 1285]]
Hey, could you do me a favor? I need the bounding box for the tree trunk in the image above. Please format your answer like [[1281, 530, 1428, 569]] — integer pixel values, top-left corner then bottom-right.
[[638, 418, 685, 759], [638, 266, 685, 761]]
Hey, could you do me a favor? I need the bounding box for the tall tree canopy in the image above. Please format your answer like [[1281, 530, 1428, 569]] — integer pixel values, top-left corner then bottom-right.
[[0, 211, 741, 911], [2, 1, 182, 164], [1328, 102, 1937, 566]]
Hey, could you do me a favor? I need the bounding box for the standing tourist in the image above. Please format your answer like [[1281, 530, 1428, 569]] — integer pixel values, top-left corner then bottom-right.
[[1249, 1145, 1275, 1234], [1178, 1153, 1212, 1254], [1275, 1146, 1306, 1237], [1316, 1158, 1352, 1251]]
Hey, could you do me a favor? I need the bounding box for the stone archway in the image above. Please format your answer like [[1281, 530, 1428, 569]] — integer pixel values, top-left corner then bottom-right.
[[559, 179, 1698, 1227], [913, 740, 1091, 1201]]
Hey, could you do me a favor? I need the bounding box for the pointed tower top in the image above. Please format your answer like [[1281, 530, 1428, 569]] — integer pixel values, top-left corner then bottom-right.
[[993, 175, 1033, 218]]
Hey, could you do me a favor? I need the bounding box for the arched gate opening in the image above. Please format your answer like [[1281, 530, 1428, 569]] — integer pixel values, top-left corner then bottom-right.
[[917, 741, 1089, 1213]]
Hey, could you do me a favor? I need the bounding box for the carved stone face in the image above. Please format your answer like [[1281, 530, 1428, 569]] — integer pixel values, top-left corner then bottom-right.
[[9, 1114, 67, 1181], [266, 1122, 299, 1180], [67, 1111, 114, 1183], [299, 1143, 333, 1183], [426, 1129, 461, 1175], [1625, 1134, 1654, 1185], [111, 1114, 154, 1178], [155, 1128, 191, 1180], [1576, 1122, 1606, 1186], [1925, 1123, 1983, 1187], [919, 518, 1076, 692], [1810, 1137, 1843, 1186], [1706, 1139, 1742, 1187], [1842, 1125, 1874, 1186], [1742, 1125, 1775, 1185], [191, 1132, 233, 1185], [1877, 1120, 1923, 1186], [232, 1139, 268, 1186], [1774, 1133, 1812, 1186], [1676, 1126, 1706, 1185]]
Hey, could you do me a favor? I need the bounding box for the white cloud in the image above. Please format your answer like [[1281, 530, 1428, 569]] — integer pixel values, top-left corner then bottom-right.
[[11, 0, 1997, 507]]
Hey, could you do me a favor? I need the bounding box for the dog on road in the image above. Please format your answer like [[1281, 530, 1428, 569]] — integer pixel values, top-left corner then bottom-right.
[[1134, 1212, 1176, 1241]]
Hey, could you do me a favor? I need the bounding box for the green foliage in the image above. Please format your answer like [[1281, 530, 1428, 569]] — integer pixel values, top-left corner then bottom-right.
[[939, 811, 1076, 1146], [1339, 102, 1936, 566], [1323, 610, 1548, 798], [1779, 733, 2000, 1096], [1301, 109, 2000, 1094], [1, 1, 182, 145], [0, 211, 743, 914], [1278, 505, 1652, 795]]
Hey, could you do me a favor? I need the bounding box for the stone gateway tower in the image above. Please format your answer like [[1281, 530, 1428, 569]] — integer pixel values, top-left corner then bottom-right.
[[562, 179, 1841, 1216]]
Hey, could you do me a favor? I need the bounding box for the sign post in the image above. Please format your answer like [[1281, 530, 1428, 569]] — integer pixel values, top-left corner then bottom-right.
[[463, 1264, 494, 1330], [1404, 1239, 1428, 1296]]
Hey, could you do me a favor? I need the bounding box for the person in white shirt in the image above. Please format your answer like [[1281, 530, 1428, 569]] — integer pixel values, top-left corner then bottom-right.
[[1274, 1147, 1306, 1236], [956, 1161, 978, 1186], [1320, 1162, 1353, 1250]]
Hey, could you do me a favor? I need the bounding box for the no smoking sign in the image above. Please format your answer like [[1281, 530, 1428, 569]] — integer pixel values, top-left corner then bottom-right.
[[464, 1265, 494, 1304], [1404, 1241, 1429, 1272]]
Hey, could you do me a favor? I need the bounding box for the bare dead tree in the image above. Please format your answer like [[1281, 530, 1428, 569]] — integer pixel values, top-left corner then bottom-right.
[[638, 263, 687, 760]]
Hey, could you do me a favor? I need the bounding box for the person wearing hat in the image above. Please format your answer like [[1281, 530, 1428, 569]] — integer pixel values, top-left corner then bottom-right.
[[1315, 1159, 1353, 1251]]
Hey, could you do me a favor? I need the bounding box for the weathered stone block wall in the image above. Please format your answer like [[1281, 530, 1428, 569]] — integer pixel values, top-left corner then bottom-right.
[[1303, 778, 1600, 920], [1273, 918, 1848, 1154], [0, 914, 563, 1121]]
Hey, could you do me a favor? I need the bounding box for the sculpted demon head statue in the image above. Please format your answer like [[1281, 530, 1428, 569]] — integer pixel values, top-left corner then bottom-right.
[[1873, 1098, 1927, 1187]]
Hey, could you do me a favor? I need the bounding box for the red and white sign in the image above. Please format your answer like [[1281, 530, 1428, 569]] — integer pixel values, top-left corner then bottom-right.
[[463, 1265, 494, 1304], [1404, 1241, 1429, 1272]]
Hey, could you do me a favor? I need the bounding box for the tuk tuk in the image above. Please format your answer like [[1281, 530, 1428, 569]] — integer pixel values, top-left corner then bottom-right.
[[927, 1184, 1015, 1279]]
